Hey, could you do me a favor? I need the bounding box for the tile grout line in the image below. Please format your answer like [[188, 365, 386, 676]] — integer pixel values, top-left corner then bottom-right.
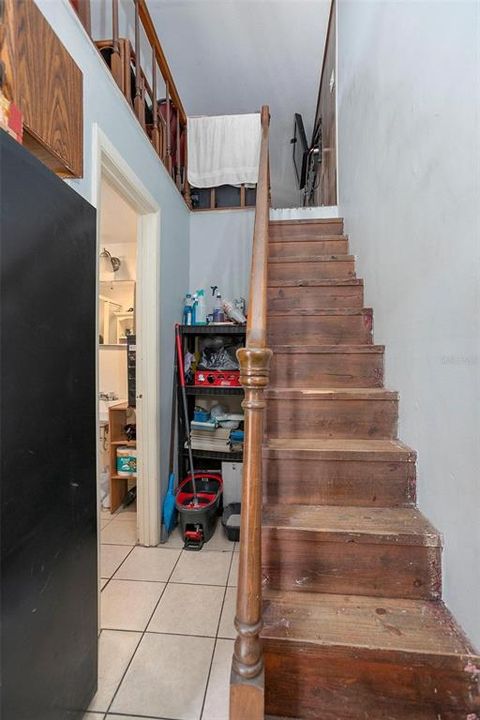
[[103, 547, 186, 717], [104, 576, 232, 586], [100, 543, 137, 591], [98, 531, 236, 719], [199, 548, 236, 720], [87, 709, 184, 720]]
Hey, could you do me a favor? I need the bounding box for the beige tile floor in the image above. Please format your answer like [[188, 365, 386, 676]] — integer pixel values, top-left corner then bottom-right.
[[84, 506, 238, 720]]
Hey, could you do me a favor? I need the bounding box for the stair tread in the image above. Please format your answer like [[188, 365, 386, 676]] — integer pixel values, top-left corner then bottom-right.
[[269, 218, 343, 226], [268, 278, 363, 287], [262, 589, 478, 657], [268, 307, 371, 317], [264, 437, 415, 461], [269, 233, 348, 243], [263, 504, 441, 546], [266, 387, 397, 400], [268, 235, 349, 240], [270, 344, 384, 354], [269, 254, 354, 263]]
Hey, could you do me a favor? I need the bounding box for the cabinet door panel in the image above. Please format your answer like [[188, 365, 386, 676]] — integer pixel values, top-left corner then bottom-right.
[[4, 0, 83, 177]]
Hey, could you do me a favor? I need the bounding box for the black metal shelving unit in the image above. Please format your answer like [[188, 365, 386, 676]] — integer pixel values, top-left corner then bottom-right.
[[185, 386, 243, 396], [181, 324, 245, 335], [176, 324, 246, 481]]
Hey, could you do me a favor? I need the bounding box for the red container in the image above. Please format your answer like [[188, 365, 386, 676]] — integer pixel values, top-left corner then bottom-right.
[[175, 473, 223, 550], [194, 370, 241, 387]]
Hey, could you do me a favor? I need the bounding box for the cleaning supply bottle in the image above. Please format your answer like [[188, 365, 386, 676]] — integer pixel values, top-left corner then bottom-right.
[[183, 293, 192, 325], [213, 293, 225, 323], [191, 293, 198, 325], [195, 289, 207, 325]]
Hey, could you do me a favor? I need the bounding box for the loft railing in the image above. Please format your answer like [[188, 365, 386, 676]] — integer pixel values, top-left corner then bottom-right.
[[230, 105, 271, 720], [72, 0, 191, 206]]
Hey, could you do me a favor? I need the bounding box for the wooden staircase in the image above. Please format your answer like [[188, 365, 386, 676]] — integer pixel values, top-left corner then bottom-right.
[[261, 218, 480, 719]]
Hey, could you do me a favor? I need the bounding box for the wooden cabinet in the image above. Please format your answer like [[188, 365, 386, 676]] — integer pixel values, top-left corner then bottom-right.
[[109, 403, 136, 513], [1, 0, 83, 177]]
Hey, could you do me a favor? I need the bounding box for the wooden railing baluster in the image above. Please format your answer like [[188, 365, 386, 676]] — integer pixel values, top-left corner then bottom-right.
[[133, 0, 144, 127], [77, 0, 91, 36], [183, 128, 192, 208], [175, 111, 181, 189], [151, 49, 160, 154], [86, 0, 190, 204], [165, 82, 172, 175], [110, 0, 123, 91], [230, 105, 271, 720]]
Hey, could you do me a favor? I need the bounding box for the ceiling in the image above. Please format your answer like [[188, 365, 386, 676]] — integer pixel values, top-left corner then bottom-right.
[[146, 0, 331, 208], [100, 178, 138, 245]]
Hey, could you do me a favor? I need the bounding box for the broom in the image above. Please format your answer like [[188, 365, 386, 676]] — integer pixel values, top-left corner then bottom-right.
[[162, 346, 177, 534], [175, 323, 198, 505]]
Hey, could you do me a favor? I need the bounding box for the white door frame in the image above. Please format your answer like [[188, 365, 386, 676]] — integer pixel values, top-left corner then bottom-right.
[[92, 125, 161, 547]]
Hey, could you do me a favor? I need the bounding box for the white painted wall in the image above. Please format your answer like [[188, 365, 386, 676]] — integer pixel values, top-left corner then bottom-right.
[[99, 347, 128, 399], [103, 242, 137, 282], [337, 0, 480, 648], [189, 209, 255, 308], [34, 0, 190, 510]]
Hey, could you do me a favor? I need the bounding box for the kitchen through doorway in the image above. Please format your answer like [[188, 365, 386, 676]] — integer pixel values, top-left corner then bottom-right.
[[98, 177, 139, 529]]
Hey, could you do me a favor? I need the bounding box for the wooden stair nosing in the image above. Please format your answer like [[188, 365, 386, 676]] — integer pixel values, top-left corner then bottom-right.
[[268, 278, 363, 287], [268, 254, 355, 264], [268, 233, 348, 243], [265, 387, 398, 401], [269, 218, 344, 227], [270, 344, 384, 355], [262, 505, 442, 548], [267, 307, 372, 318], [263, 438, 416, 462]]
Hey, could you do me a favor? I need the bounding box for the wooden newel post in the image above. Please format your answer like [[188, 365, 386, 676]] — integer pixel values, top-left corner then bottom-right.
[[230, 345, 272, 720]]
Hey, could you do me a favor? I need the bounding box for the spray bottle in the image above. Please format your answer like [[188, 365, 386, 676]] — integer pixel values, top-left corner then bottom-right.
[[191, 293, 198, 325], [195, 289, 207, 325]]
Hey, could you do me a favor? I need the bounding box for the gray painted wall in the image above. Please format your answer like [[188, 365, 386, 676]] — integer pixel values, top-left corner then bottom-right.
[[189, 209, 255, 306], [337, 0, 480, 648]]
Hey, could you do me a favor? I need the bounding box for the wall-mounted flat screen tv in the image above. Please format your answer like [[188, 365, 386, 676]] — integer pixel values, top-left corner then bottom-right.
[[292, 113, 308, 189]]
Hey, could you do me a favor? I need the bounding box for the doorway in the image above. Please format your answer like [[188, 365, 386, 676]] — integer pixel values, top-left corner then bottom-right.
[[98, 178, 138, 533], [93, 126, 161, 559]]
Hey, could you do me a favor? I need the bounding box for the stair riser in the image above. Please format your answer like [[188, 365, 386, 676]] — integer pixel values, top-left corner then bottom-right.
[[268, 314, 373, 345], [269, 239, 349, 257], [270, 351, 383, 388], [269, 260, 355, 283], [262, 458, 416, 507], [262, 533, 441, 600], [268, 284, 364, 311], [269, 220, 344, 238], [266, 398, 398, 440], [264, 642, 478, 719]]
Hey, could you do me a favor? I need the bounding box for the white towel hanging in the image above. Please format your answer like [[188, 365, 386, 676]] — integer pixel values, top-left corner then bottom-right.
[[187, 113, 261, 188]]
